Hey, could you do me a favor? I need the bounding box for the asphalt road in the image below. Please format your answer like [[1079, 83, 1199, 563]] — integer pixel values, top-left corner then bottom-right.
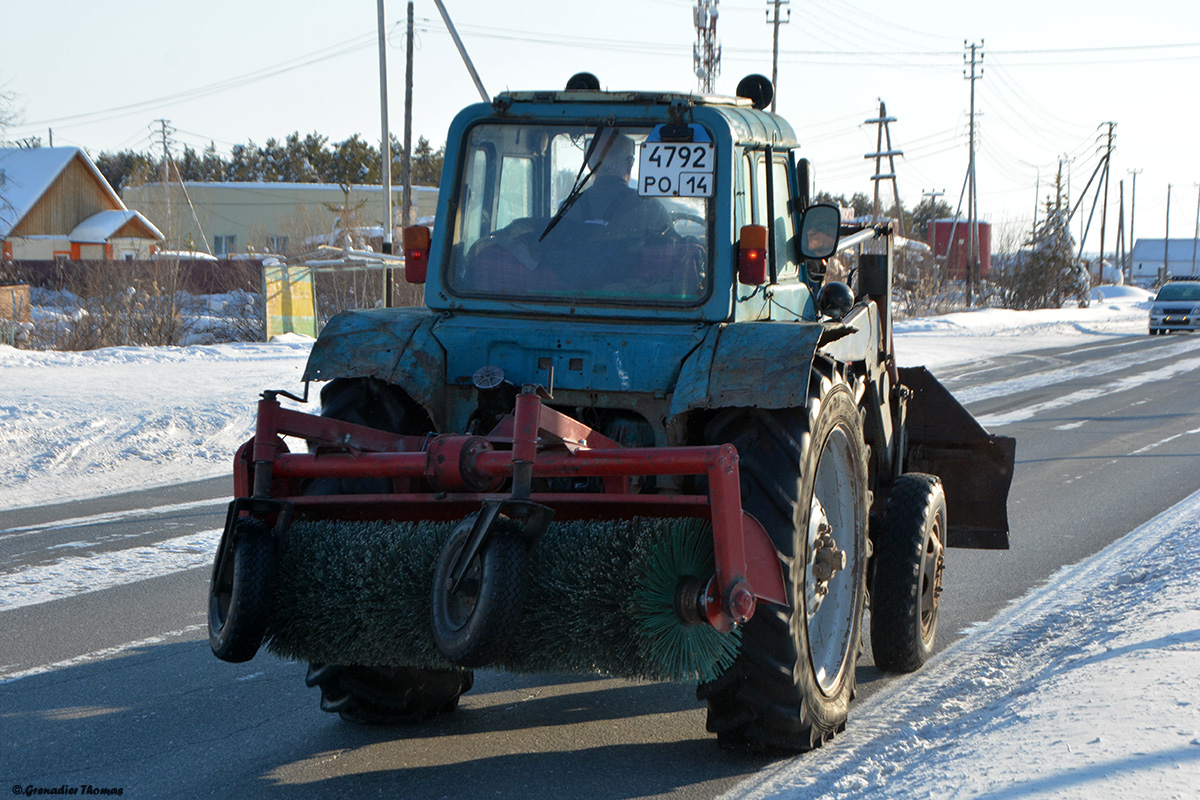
[[4, 332, 1200, 799]]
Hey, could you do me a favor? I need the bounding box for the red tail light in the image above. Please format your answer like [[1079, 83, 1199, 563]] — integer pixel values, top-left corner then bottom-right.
[[738, 224, 768, 285], [403, 225, 432, 284]]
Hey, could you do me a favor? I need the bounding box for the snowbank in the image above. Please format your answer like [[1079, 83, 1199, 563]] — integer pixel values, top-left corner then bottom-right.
[[727, 490, 1200, 800], [1, 341, 315, 512]]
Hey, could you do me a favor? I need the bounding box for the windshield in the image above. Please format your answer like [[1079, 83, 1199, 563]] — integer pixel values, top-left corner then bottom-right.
[[1155, 283, 1200, 302], [444, 123, 712, 305]]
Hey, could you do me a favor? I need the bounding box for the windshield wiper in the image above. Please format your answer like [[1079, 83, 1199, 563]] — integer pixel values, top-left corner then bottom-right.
[[539, 125, 617, 242]]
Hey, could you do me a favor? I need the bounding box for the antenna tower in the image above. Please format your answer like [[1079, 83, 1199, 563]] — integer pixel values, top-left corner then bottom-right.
[[694, 0, 721, 94]]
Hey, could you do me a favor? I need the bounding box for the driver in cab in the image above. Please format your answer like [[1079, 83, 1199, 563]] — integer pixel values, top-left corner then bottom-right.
[[574, 131, 671, 236]]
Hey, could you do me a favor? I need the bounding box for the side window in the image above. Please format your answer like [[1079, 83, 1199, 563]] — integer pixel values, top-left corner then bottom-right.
[[458, 147, 491, 253], [734, 152, 752, 232], [496, 156, 532, 229], [753, 156, 769, 227], [772, 160, 797, 277]]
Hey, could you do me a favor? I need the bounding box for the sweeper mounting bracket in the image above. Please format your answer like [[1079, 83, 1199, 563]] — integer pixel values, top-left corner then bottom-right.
[[221, 385, 787, 651]]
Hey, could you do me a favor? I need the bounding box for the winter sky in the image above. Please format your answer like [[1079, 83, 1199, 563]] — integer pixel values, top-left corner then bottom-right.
[[3, 0, 1200, 244]]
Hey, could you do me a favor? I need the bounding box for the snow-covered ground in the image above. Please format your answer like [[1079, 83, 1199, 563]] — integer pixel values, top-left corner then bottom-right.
[[2, 285, 1197, 797]]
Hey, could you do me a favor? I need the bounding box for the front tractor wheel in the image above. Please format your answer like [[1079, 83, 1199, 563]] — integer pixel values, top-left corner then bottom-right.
[[698, 364, 869, 752], [209, 517, 274, 663], [431, 515, 529, 668], [870, 473, 947, 673]]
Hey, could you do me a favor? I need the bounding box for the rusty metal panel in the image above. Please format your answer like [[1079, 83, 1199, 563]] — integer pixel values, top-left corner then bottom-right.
[[302, 307, 447, 427], [670, 321, 823, 415]]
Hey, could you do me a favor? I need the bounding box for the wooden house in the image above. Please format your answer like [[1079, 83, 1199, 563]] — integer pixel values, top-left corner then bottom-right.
[[0, 146, 163, 262]]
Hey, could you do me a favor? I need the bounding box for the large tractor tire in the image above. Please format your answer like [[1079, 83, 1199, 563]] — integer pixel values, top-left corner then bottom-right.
[[303, 377, 474, 724], [305, 663, 474, 724], [698, 363, 869, 751], [870, 473, 946, 673]]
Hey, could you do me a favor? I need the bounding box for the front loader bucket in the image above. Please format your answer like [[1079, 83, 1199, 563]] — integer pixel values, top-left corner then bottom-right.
[[899, 366, 1015, 550]]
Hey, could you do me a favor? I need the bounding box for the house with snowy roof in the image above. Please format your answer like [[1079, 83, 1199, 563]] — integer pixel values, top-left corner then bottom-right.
[[1129, 238, 1200, 284], [0, 146, 163, 262]]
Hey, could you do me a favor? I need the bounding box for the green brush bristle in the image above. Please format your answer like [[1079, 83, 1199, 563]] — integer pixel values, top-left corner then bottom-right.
[[267, 519, 453, 667], [265, 516, 743, 683], [632, 518, 741, 684]]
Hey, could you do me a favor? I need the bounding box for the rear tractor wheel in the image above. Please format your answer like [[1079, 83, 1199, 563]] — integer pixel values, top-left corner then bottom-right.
[[303, 377, 473, 724], [698, 364, 869, 752]]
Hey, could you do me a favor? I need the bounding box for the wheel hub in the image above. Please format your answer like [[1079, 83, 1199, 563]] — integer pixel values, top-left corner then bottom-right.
[[920, 522, 945, 635], [811, 521, 847, 590]]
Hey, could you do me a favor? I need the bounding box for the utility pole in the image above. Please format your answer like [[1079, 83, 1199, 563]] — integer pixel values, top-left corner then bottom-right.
[[154, 118, 174, 247], [376, 0, 392, 261], [864, 101, 905, 235], [1127, 168, 1141, 281], [1163, 184, 1171, 283], [921, 188, 944, 245], [764, 0, 789, 112], [433, 0, 488, 101], [694, 1, 722, 95], [1098, 122, 1116, 281], [964, 40, 983, 305], [403, 0, 414, 232], [1192, 183, 1199, 277], [1030, 166, 1041, 241], [1116, 179, 1125, 280]]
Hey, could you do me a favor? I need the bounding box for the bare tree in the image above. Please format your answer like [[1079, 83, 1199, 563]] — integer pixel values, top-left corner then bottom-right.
[[0, 75, 22, 231]]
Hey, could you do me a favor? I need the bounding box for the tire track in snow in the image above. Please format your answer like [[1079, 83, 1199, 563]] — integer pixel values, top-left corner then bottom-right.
[[975, 355, 1200, 428], [0, 528, 221, 611], [956, 336, 1200, 406]]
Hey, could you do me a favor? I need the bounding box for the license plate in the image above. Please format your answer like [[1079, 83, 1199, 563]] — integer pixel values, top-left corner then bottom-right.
[[1165, 316, 1186, 324], [638, 142, 714, 197]]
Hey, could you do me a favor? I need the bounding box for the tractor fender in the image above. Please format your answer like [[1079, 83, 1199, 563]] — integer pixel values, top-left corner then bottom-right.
[[669, 321, 826, 416], [302, 308, 448, 430]]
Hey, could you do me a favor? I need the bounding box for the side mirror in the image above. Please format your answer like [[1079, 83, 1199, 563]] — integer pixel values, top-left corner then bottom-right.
[[798, 203, 841, 260], [403, 225, 431, 284], [738, 224, 769, 285]]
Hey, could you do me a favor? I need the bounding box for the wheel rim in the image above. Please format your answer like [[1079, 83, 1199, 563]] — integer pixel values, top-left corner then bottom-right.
[[805, 423, 862, 695], [919, 510, 945, 639], [443, 550, 483, 633]]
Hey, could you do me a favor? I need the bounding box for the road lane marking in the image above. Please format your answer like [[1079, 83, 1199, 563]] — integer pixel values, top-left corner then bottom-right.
[[957, 338, 1200, 405], [0, 498, 222, 540], [976, 355, 1200, 428], [0, 624, 205, 683], [1130, 426, 1200, 455], [0, 529, 220, 611]]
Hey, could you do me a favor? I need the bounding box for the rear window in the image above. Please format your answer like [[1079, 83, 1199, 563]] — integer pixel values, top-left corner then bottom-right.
[[1155, 283, 1200, 302], [443, 122, 713, 306]]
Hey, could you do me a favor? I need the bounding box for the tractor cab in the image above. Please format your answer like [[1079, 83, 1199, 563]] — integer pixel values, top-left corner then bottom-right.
[[405, 79, 828, 325]]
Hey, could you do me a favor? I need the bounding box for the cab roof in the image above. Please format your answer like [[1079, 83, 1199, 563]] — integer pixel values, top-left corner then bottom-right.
[[487, 90, 798, 148], [494, 90, 755, 107]]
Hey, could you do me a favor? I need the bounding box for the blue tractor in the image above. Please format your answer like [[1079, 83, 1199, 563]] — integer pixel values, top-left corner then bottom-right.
[[208, 74, 1014, 752]]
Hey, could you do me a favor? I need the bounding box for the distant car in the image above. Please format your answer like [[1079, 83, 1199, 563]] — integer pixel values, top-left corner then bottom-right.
[[1149, 279, 1200, 335]]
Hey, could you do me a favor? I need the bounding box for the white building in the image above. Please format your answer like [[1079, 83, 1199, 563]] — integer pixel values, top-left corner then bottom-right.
[[1129, 238, 1200, 284]]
